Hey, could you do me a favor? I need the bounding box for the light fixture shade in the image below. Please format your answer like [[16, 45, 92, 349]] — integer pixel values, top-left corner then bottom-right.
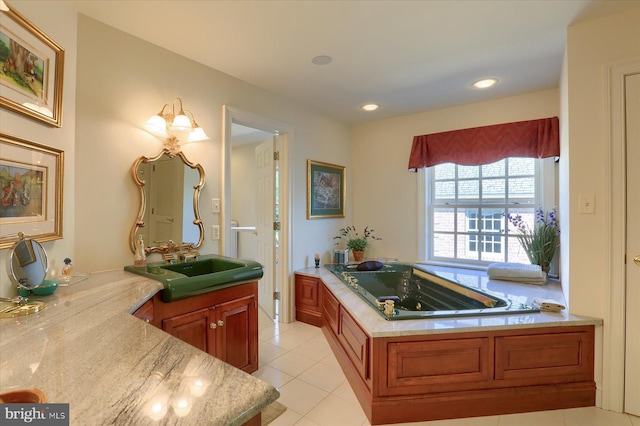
[[145, 115, 168, 136], [170, 114, 192, 131], [188, 127, 210, 142]]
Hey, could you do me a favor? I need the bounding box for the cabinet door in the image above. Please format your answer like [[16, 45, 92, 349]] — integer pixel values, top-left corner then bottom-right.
[[295, 274, 323, 326], [213, 294, 258, 373], [162, 308, 211, 353]]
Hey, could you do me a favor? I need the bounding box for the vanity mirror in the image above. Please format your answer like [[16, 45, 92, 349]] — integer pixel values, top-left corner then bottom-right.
[[130, 147, 205, 255], [1, 232, 47, 317]]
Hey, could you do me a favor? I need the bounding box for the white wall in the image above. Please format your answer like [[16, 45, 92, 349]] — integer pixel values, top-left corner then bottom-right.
[[350, 89, 559, 262], [74, 16, 351, 274], [0, 1, 77, 297]]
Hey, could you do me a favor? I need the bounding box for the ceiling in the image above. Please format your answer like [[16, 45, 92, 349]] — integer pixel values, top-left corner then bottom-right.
[[70, 0, 639, 124]]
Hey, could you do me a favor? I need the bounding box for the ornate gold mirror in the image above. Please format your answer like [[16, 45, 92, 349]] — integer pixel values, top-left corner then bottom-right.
[[130, 147, 205, 255]]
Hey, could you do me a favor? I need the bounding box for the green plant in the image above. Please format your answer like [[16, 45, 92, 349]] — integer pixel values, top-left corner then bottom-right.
[[334, 226, 381, 252], [507, 208, 559, 270]]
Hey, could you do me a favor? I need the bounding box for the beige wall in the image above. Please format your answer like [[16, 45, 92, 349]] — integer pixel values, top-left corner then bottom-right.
[[350, 89, 560, 261], [0, 1, 77, 297], [74, 16, 352, 275], [565, 8, 640, 319]]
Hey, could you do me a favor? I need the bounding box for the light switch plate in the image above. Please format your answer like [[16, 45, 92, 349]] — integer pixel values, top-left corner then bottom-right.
[[211, 225, 220, 240], [212, 198, 220, 213]]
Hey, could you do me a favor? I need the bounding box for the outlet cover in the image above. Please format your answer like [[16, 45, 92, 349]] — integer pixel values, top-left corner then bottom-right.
[[211, 225, 220, 240]]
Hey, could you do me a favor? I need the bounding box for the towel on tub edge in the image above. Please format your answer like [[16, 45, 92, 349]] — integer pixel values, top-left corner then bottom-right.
[[486, 262, 547, 285]]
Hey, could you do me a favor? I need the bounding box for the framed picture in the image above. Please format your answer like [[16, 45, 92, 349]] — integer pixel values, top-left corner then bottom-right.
[[0, 1, 65, 127], [307, 160, 345, 219], [0, 132, 64, 249]]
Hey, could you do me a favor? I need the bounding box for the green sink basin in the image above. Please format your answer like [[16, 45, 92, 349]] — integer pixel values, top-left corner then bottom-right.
[[125, 255, 263, 302]]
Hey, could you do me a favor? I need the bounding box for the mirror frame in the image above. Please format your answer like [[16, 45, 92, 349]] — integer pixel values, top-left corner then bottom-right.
[[130, 147, 205, 254]]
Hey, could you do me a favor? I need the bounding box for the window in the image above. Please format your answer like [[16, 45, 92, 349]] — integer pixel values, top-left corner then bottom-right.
[[426, 157, 553, 266]]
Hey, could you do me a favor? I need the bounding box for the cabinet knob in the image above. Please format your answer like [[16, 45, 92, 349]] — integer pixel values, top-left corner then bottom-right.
[[210, 322, 217, 329], [217, 320, 224, 327]]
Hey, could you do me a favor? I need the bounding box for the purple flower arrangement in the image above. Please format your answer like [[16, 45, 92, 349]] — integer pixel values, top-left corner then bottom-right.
[[507, 207, 559, 271]]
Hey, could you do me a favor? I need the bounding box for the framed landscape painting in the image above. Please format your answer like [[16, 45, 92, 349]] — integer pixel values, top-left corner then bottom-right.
[[307, 160, 345, 219], [0, 133, 64, 249], [0, 1, 65, 127]]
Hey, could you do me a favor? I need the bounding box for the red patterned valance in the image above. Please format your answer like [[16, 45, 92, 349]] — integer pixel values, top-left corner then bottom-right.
[[408, 117, 559, 170]]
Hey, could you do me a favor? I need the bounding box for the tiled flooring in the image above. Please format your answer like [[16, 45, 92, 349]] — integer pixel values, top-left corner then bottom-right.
[[253, 309, 640, 426]]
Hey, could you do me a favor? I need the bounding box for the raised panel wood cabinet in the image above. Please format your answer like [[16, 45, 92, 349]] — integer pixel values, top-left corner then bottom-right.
[[138, 282, 259, 374], [295, 274, 323, 326], [295, 272, 596, 425], [132, 298, 154, 323]]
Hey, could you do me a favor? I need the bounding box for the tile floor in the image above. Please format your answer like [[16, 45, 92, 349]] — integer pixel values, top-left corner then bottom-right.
[[253, 309, 639, 426]]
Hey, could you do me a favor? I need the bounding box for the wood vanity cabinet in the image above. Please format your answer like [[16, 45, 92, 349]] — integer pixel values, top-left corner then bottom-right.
[[132, 298, 154, 323], [295, 274, 323, 326], [141, 282, 259, 374]]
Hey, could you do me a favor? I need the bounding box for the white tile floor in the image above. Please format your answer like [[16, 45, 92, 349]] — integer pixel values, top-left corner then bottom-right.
[[253, 309, 639, 426]]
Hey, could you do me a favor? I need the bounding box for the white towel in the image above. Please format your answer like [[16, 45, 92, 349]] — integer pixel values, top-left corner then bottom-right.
[[487, 262, 547, 285], [533, 298, 566, 312]]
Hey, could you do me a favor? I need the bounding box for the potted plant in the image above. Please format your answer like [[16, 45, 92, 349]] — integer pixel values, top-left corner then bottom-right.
[[507, 207, 559, 273], [334, 226, 381, 262]]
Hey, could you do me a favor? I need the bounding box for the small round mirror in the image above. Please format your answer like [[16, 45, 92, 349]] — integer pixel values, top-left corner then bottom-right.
[[7, 235, 48, 290]]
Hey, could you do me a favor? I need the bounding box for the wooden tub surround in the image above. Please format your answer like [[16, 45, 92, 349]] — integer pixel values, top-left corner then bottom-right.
[[295, 267, 600, 425]]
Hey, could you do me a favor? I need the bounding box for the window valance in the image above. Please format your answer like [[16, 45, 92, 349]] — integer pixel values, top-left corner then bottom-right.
[[408, 117, 559, 170]]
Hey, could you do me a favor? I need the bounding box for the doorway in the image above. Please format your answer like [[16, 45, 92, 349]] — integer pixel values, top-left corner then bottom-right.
[[222, 106, 293, 323]]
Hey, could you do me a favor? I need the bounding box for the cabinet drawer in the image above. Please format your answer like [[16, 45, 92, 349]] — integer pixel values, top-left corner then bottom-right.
[[322, 285, 340, 335], [338, 308, 369, 380], [383, 337, 490, 395], [495, 330, 594, 383]]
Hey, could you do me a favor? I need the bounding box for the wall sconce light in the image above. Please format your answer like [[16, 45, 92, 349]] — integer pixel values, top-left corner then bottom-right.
[[145, 98, 209, 153]]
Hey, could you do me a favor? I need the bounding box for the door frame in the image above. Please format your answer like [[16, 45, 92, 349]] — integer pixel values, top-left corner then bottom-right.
[[222, 106, 294, 323], [603, 57, 640, 412]]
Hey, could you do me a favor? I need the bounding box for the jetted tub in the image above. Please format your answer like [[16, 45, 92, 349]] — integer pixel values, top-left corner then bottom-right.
[[325, 262, 538, 320]]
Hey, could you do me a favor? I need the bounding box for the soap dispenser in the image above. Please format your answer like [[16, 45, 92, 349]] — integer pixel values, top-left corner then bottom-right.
[[134, 235, 147, 269]]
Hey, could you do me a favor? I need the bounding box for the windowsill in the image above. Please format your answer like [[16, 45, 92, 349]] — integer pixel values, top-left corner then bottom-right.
[[416, 259, 559, 280]]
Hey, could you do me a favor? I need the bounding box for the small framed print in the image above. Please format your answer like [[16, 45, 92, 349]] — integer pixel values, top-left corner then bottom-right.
[[0, 1, 65, 127], [0, 132, 64, 249], [307, 160, 345, 219]]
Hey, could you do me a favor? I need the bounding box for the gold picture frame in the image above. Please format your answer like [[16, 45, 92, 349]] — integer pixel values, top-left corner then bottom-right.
[[307, 160, 346, 219], [0, 1, 65, 127], [0, 132, 64, 249]]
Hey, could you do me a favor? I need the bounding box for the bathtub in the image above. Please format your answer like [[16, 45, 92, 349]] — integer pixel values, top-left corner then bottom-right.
[[325, 262, 538, 320]]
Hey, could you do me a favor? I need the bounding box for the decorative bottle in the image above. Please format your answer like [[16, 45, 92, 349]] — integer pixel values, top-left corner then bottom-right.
[[134, 235, 147, 269], [61, 258, 74, 283]]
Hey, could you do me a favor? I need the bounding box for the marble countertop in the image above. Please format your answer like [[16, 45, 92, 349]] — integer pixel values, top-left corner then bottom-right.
[[297, 264, 602, 338], [0, 270, 279, 425]]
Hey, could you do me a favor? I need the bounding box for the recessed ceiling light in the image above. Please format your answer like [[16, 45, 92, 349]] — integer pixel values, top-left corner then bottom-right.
[[361, 103, 380, 111], [311, 55, 332, 65], [472, 78, 498, 89]]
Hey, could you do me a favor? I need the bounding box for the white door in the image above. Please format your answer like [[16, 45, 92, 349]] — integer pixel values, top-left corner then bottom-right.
[[149, 156, 184, 244], [255, 137, 277, 318], [624, 72, 640, 416]]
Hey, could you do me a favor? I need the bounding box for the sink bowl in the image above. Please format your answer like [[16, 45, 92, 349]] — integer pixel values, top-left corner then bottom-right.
[[160, 258, 244, 277], [125, 255, 263, 302], [0, 388, 46, 403]]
